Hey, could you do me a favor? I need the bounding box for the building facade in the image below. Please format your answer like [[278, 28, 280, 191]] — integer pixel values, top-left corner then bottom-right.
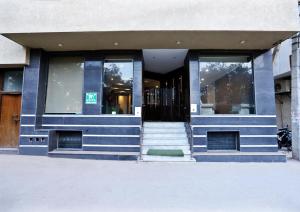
[[273, 39, 292, 130], [0, 0, 299, 161]]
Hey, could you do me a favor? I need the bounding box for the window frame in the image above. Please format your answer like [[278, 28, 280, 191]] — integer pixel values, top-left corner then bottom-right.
[[198, 54, 256, 115]]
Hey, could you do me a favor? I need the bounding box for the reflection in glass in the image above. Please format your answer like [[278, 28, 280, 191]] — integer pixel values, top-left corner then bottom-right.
[[45, 57, 84, 113], [102, 60, 133, 114], [3, 71, 23, 92], [199, 56, 255, 114]]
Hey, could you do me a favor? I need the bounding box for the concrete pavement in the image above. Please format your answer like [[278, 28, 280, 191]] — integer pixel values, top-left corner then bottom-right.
[[0, 155, 300, 212]]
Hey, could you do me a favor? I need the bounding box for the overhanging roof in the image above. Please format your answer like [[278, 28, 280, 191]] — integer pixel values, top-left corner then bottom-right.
[[2, 30, 297, 51]]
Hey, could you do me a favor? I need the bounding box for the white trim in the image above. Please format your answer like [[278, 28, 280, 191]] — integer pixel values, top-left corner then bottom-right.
[[21, 114, 36, 117], [193, 145, 207, 148], [240, 135, 277, 138], [83, 144, 139, 148], [19, 145, 48, 148], [20, 125, 35, 127], [191, 115, 276, 118], [240, 145, 278, 148], [20, 135, 48, 137], [42, 114, 139, 118], [83, 134, 139, 137], [42, 124, 140, 128], [192, 125, 277, 128], [194, 135, 207, 138]]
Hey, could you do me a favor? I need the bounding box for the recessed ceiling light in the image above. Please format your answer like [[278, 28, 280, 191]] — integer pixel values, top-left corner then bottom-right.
[[176, 41, 181, 45], [240, 40, 246, 45], [114, 42, 119, 46], [201, 78, 205, 81], [58, 43, 63, 47]]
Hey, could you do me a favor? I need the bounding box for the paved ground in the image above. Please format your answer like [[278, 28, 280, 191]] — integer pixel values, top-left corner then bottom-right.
[[0, 155, 300, 212]]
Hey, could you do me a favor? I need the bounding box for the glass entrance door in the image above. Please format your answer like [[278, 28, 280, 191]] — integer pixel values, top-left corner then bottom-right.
[[143, 75, 187, 122]]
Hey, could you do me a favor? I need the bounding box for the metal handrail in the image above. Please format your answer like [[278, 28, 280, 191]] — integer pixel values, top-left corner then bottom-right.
[[139, 122, 144, 160], [184, 122, 194, 158]]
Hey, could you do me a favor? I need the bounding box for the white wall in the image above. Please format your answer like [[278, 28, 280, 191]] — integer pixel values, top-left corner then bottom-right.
[[0, 0, 298, 33], [273, 39, 292, 77], [0, 35, 28, 67], [276, 95, 292, 129]]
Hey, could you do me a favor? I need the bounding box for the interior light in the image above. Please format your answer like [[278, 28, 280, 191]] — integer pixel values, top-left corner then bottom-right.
[[176, 41, 181, 45], [240, 40, 246, 45], [201, 78, 205, 81], [114, 42, 119, 46], [58, 43, 63, 47]]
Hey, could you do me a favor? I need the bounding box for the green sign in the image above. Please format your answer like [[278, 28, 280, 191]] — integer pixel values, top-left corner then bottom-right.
[[85, 92, 97, 104]]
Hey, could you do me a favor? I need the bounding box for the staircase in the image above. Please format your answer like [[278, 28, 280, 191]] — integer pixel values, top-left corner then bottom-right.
[[141, 122, 195, 162]]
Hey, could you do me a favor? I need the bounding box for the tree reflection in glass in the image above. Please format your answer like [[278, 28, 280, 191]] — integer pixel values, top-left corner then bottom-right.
[[102, 60, 133, 114], [199, 56, 255, 114]]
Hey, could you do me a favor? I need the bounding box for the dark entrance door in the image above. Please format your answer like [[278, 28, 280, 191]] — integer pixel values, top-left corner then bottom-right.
[[143, 68, 189, 122]]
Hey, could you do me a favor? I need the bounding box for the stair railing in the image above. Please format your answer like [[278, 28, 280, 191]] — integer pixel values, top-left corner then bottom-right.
[[184, 122, 194, 158], [139, 122, 144, 160]]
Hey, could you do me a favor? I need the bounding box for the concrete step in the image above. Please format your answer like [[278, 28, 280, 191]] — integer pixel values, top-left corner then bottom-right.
[[48, 150, 139, 160], [143, 133, 187, 139], [143, 122, 185, 128], [141, 155, 196, 162], [142, 139, 189, 145], [192, 152, 287, 162], [142, 146, 191, 154], [0, 148, 18, 155], [143, 128, 186, 133]]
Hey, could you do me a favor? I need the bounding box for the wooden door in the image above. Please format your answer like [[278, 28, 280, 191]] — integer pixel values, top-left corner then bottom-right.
[[0, 94, 21, 147]]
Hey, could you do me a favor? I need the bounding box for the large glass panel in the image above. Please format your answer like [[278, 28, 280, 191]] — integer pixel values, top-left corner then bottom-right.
[[45, 57, 84, 114], [3, 71, 23, 92], [199, 56, 255, 114], [102, 60, 133, 114]]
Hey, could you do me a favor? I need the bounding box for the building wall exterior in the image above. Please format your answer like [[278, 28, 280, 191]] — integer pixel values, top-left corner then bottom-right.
[[189, 50, 278, 155], [273, 39, 293, 130], [1, 0, 299, 162], [19, 50, 142, 159], [276, 95, 292, 129], [17, 49, 281, 161], [0, 0, 298, 33], [0, 35, 29, 67]]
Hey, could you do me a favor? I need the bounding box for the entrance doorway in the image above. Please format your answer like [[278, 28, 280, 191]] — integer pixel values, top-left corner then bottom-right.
[[0, 70, 23, 148], [142, 49, 190, 122]]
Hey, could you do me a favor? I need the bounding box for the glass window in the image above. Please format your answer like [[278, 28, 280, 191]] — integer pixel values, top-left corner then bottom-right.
[[199, 56, 255, 114], [3, 71, 23, 92], [45, 57, 84, 114], [102, 60, 133, 114]]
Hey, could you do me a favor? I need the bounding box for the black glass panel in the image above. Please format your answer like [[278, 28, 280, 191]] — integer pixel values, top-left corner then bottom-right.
[[200, 56, 255, 114], [102, 60, 133, 114]]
